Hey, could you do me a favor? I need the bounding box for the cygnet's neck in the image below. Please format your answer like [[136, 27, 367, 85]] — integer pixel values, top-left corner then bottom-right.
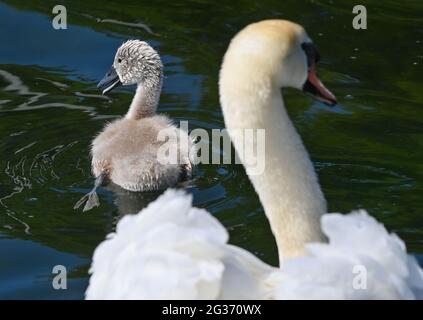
[[220, 76, 326, 265], [126, 75, 163, 120]]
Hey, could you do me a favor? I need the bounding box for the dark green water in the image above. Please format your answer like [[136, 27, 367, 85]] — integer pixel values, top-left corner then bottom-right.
[[0, 0, 422, 299]]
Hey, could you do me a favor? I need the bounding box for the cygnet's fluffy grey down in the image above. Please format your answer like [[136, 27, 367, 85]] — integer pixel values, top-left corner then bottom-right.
[[74, 40, 194, 212]]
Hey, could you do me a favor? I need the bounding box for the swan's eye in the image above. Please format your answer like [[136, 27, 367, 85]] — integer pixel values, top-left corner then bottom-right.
[[301, 42, 320, 67], [118, 58, 122, 63]]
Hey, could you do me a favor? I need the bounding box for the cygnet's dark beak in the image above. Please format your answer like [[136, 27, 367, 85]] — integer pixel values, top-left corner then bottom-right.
[[97, 65, 121, 95]]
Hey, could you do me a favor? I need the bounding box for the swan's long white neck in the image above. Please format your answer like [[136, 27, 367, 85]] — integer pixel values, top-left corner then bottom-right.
[[220, 72, 326, 265], [126, 76, 163, 120]]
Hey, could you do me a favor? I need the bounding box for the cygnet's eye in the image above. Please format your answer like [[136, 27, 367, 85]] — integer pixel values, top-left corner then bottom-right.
[[118, 58, 122, 63]]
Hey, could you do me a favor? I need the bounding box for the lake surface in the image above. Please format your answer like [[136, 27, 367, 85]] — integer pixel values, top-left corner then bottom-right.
[[0, 0, 422, 299]]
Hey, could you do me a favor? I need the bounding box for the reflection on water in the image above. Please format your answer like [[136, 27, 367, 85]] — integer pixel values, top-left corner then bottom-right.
[[0, 0, 422, 299], [1, 142, 79, 235], [95, 18, 159, 36], [105, 184, 160, 218], [0, 69, 97, 116]]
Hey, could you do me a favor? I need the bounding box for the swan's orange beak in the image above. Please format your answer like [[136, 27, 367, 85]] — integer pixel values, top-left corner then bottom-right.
[[303, 64, 337, 106]]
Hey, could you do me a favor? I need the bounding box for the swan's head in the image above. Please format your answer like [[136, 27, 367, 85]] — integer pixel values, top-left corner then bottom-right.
[[221, 20, 336, 105], [98, 40, 163, 94]]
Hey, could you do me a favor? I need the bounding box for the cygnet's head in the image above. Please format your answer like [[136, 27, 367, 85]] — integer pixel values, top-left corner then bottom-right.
[[220, 20, 336, 105], [98, 40, 163, 95]]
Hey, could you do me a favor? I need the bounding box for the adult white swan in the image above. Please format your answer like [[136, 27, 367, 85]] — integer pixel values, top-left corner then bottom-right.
[[86, 20, 423, 299]]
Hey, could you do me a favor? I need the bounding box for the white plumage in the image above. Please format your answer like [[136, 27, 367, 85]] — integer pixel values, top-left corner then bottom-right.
[[86, 189, 423, 299]]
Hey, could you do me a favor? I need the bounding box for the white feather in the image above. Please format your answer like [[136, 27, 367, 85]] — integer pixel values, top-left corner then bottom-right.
[[86, 190, 423, 300]]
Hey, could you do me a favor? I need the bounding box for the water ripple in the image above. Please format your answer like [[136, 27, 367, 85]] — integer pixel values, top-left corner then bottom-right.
[[0, 141, 78, 234]]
